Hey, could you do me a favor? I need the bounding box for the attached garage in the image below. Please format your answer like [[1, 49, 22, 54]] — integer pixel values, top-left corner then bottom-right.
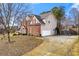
[[20, 12, 57, 37], [41, 30, 55, 36]]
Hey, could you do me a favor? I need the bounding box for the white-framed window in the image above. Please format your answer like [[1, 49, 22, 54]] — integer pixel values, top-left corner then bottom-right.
[[48, 21, 50, 24]]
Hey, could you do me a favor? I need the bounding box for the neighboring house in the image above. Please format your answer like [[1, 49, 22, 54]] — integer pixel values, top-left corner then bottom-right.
[[61, 20, 76, 29], [18, 26, 26, 34], [19, 12, 57, 36], [18, 20, 27, 34]]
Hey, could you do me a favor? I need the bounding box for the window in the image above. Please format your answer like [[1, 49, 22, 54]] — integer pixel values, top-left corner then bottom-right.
[[48, 21, 50, 24]]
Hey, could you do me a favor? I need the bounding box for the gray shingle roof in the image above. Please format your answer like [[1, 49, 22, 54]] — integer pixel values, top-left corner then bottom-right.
[[34, 15, 45, 24], [26, 12, 52, 24], [40, 12, 52, 19]]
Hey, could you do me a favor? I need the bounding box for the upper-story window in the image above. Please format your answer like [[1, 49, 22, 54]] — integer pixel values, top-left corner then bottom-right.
[[48, 21, 50, 24]]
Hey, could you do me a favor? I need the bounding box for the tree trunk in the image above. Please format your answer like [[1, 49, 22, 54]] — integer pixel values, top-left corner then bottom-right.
[[59, 24, 62, 35], [57, 20, 61, 35], [7, 31, 11, 43], [7, 26, 11, 43]]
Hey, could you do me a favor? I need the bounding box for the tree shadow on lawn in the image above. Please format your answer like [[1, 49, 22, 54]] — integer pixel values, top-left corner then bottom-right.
[[0, 36, 44, 56]]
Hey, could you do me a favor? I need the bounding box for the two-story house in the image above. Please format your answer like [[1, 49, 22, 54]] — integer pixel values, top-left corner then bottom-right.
[[19, 12, 57, 36]]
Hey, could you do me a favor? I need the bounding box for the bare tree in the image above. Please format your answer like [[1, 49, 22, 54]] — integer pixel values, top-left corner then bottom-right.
[[70, 8, 79, 35], [70, 8, 79, 26], [0, 3, 31, 43]]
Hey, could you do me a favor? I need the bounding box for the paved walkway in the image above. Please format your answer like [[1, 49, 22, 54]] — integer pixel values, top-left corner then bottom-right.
[[23, 36, 78, 56]]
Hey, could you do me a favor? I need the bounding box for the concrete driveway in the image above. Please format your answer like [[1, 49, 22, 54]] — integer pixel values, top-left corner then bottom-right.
[[23, 35, 78, 56], [44, 36, 78, 44]]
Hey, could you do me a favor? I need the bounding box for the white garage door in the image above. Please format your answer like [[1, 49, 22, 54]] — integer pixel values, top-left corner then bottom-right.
[[41, 30, 55, 36], [41, 30, 52, 36]]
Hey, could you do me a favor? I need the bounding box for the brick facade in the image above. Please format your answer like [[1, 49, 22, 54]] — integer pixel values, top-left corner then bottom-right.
[[21, 15, 41, 36], [27, 24, 41, 36]]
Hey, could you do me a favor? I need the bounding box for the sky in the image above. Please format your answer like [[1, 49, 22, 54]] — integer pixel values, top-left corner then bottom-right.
[[30, 3, 73, 15], [29, 3, 79, 25], [13, 3, 79, 26]]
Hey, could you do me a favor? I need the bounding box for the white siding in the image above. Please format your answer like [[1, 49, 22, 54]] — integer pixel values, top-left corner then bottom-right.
[[41, 14, 57, 36]]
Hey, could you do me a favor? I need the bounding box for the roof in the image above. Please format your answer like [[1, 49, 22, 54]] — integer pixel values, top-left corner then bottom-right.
[[26, 12, 53, 24], [29, 23, 40, 26], [26, 15, 45, 24], [40, 12, 52, 19], [34, 15, 45, 24]]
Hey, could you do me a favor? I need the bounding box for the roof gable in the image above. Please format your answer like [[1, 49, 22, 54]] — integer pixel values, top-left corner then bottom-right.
[[25, 12, 55, 25], [27, 15, 45, 25], [29, 15, 40, 25], [34, 15, 45, 24]]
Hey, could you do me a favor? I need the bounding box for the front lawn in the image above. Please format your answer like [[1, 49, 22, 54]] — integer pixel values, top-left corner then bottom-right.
[[0, 35, 43, 56]]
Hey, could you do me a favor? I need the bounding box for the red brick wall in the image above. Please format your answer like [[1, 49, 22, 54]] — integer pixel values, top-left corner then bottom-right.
[[28, 25, 41, 36], [21, 16, 41, 36]]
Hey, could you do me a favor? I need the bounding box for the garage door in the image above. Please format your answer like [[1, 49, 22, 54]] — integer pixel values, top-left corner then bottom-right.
[[41, 30, 55, 36], [41, 30, 51, 36]]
